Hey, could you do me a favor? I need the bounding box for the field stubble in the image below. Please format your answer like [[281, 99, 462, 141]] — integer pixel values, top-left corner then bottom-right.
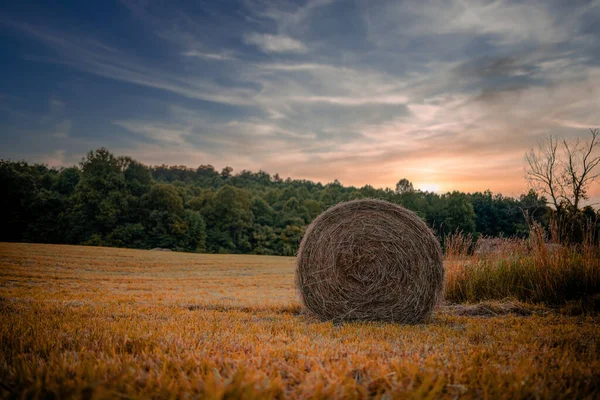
[[1, 243, 599, 399]]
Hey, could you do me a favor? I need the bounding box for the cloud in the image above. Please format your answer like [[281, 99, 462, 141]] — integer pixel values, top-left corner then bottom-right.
[[364, 0, 577, 48], [182, 50, 236, 61], [422, 0, 569, 45], [248, 0, 337, 36], [244, 33, 307, 53], [4, 21, 257, 106], [1, 0, 599, 202], [111, 142, 209, 168], [113, 120, 191, 145], [261, 63, 337, 72]]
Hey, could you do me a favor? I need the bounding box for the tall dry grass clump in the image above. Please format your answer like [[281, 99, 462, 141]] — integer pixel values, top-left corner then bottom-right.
[[444, 231, 473, 260], [445, 223, 600, 307], [295, 199, 444, 323]]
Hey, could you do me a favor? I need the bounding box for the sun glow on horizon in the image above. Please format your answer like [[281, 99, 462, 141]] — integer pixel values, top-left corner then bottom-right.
[[416, 183, 441, 193]]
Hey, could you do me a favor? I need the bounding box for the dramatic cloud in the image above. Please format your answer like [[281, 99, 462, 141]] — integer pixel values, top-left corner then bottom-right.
[[0, 0, 599, 200]]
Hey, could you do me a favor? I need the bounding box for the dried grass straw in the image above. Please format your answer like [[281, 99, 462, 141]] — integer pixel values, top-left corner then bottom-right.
[[296, 199, 444, 323]]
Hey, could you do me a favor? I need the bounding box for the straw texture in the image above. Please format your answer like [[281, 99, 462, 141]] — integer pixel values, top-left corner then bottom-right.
[[295, 199, 444, 323]]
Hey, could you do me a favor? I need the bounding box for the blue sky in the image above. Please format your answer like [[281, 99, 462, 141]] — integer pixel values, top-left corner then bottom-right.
[[1, 0, 599, 196]]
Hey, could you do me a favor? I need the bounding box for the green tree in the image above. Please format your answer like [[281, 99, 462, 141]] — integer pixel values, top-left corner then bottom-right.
[[53, 167, 80, 196], [106, 223, 147, 248], [395, 178, 414, 194], [122, 158, 152, 197], [3, 146, 592, 255], [252, 197, 275, 226], [250, 224, 278, 255], [146, 184, 184, 215], [303, 199, 322, 220], [282, 197, 310, 225], [181, 210, 207, 252], [142, 183, 200, 250], [220, 166, 233, 180], [443, 191, 476, 235], [68, 148, 128, 242], [280, 224, 304, 256], [202, 185, 253, 253]]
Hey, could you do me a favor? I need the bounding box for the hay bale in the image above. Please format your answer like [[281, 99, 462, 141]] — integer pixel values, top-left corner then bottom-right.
[[295, 199, 444, 323]]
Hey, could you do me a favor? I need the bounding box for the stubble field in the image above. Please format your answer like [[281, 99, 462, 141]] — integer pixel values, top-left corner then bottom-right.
[[1, 242, 599, 399]]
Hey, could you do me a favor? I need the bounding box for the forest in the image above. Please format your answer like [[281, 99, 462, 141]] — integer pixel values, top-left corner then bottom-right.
[[2, 147, 598, 255]]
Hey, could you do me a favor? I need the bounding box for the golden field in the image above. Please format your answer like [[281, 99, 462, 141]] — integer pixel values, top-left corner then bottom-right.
[[1, 242, 599, 399]]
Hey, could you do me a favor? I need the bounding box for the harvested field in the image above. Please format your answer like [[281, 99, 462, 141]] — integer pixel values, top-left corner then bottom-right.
[[1, 243, 599, 399]]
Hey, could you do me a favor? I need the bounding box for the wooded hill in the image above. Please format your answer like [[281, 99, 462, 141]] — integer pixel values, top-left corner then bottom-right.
[[2, 148, 598, 254]]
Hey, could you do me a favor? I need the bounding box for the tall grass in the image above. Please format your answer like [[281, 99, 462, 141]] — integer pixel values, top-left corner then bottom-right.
[[445, 223, 600, 307]]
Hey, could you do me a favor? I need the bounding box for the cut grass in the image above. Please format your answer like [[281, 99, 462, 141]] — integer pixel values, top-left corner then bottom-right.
[[1, 243, 599, 399]]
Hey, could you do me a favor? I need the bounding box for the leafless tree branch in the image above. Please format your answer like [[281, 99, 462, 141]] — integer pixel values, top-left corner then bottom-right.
[[525, 128, 600, 212]]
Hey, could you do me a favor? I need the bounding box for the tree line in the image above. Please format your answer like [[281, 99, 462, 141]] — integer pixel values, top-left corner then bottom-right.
[[2, 147, 598, 254]]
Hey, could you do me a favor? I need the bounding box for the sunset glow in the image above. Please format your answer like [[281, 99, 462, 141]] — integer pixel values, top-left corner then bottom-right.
[[0, 1, 598, 200], [417, 183, 442, 193]]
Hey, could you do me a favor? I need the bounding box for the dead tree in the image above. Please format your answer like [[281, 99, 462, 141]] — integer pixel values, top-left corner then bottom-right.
[[525, 134, 562, 211], [526, 128, 599, 213], [526, 128, 600, 242], [562, 128, 600, 211]]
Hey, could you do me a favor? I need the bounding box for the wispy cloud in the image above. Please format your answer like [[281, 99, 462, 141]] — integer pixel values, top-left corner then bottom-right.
[[249, 0, 337, 36], [182, 50, 236, 61], [3, 21, 256, 106], [1, 0, 599, 200], [363, 0, 587, 48], [411, 0, 570, 45], [113, 120, 191, 145], [244, 33, 307, 53]]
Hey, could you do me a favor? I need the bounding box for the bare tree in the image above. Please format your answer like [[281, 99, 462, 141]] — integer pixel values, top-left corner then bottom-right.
[[525, 134, 562, 210], [562, 128, 600, 211], [526, 128, 600, 212]]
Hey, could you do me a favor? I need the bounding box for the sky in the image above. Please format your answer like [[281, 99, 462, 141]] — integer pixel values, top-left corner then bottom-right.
[[1, 0, 599, 198]]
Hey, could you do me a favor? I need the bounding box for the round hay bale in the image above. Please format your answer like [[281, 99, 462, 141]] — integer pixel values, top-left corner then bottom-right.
[[295, 199, 444, 323]]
